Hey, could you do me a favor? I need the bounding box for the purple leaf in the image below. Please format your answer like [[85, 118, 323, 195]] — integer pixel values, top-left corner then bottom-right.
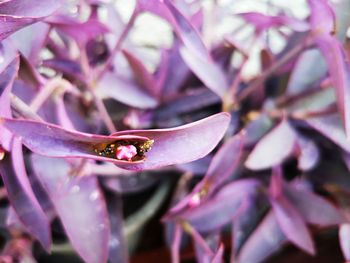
[[97, 72, 158, 109], [179, 46, 229, 98], [1, 113, 230, 170], [245, 119, 297, 170], [237, 212, 286, 263], [169, 131, 245, 215], [308, 0, 335, 35], [0, 39, 18, 75], [305, 114, 350, 152], [210, 244, 224, 263], [122, 49, 159, 98], [0, 56, 19, 151], [232, 195, 268, 256], [194, 233, 221, 263], [31, 155, 110, 263], [42, 58, 84, 82], [269, 171, 315, 255], [47, 16, 109, 46], [238, 12, 309, 33], [339, 224, 350, 261], [315, 35, 350, 138], [285, 181, 345, 226], [156, 88, 221, 120], [286, 49, 327, 96], [270, 196, 315, 255], [162, 0, 208, 58], [106, 194, 128, 263], [0, 140, 51, 250], [11, 22, 50, 63], [161, 42, 190, 97], [137, 0, 208, 58], [111, 112, 231, 170], [295, 135, 320, 171], [0, 0, 62, 41], [178, 179, 260, 232]]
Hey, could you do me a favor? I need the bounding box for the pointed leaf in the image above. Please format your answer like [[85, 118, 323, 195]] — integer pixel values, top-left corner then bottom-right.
[[296, 135, 319, 171], [0, 0, 62, 41], [237, 212, 286, 263], [285, 181, 344, 226], [316, 35, 350, 138], [31, 155, 110, 263], [308, 0, 335, 35], [180, 46, 229, 97], [122, 49, 159, 97], [271, 196, 315, 255], [245, 119, 297, 170], [179, 179, 260, 232], [0, 140, 51, 250], [0, 56, 19, 150], [167, 132, 244, 216], [97, 72, 158, 109], [2, 113, 230, 170], [163, 0, 208, 57], [340, 224, 350, 261], [305, 114, 350, 152]]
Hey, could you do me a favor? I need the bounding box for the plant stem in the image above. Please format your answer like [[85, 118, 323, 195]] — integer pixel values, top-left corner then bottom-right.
[[96, 9, 138, 81], [235, 38, 311, 104], [80, 46, 117, 133], [10, 94, 43, 121]]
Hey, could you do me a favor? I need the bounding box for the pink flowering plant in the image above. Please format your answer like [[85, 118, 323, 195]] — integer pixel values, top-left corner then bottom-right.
[[0, 0, 350, 262]]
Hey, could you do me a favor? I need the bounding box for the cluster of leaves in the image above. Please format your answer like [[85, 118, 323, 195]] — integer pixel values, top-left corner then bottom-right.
[[1, 0, 350, 262]]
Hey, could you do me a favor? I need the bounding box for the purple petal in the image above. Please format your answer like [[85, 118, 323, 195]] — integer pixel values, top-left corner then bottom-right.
[[97, 72, 158, 109], [271, 196, 315, 255], [0, 140, 51, 250], [31, 155, 110, 263], [180, 46, 229, 97], [339, 224, 350, 261], [245, 119, 297, 170], [0, 0, 62, 41], [237, 212, 286, 263]]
